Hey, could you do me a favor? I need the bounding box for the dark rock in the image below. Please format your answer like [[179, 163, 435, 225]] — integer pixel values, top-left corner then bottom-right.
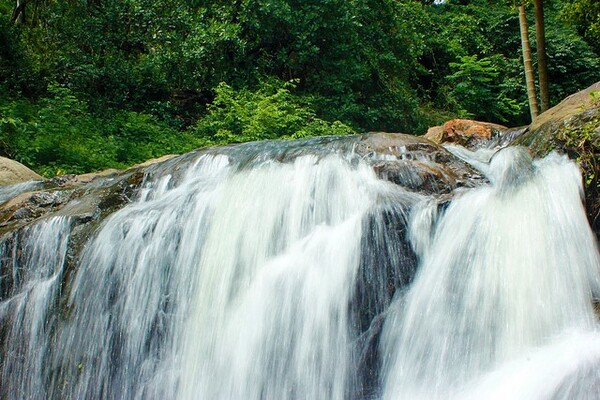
[[48, 174, 78, 187], [357, 132, 486, 194], [489, 126, 528, 148], [7, 207, 34, 222], [30, 192, 60, 207]]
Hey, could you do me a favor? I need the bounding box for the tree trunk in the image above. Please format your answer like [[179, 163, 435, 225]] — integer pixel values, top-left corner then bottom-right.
[[11, 0, 27, 24], [519, 4, 539, 121], [534, 0, 550, 112]]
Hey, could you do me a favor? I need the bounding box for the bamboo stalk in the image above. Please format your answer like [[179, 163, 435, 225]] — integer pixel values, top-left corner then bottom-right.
[[519, 4, 539, 121]]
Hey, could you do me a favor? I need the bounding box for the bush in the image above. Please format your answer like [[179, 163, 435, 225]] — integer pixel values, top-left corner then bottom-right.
[[0, 84, 204, 176], [191, 80, 355, 144], [0, 80, 354, 176]]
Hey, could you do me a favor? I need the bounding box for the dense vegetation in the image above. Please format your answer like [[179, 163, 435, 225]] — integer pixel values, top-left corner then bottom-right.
[[0, 0, 598, 176]]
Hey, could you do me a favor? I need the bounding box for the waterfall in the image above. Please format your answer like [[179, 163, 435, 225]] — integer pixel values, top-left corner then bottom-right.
[[382, 147, 600, 399], [0, 217, 71, 398], [0, 139, 598, 399]]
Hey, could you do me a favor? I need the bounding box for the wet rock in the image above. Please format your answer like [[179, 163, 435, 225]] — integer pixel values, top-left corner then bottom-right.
[[0, 133, 487, 237], [30, 192, 61, 207], [48, 174, 79, 187], [490, 126, 528, 148], [357, 132, 486, 194], [374, 161, 453, 194], [8, 207, 34, 221], [0, 169, 147, 237], [358, 131, 443, 156]]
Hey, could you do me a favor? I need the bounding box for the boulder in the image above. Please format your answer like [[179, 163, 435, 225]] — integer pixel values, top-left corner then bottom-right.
[[0, 157, 43, 186], [358, 132, 486, 194], [529, 81, 600, 133], [515, 81, 600, 156], [424, 119, 508, 149]]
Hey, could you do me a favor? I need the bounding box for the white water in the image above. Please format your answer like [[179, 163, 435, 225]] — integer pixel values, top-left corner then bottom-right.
[[174, 156, 375, 400], [0, 142, 599, 400], [382, 147, 600, 399], [28, 148, 418, 399], [0, 216, 71, 398], [0, 180, 44, 204]]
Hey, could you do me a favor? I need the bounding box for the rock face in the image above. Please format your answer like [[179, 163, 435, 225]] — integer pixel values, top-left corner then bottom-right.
[[0, 134, 483, 236], [424, 119, 508, 149], [358, 132, 485, 194], [0, 156, 43, 185], [0, 154, 181, 237], [516, 81, 600, 156], [0, 168, 144, 237]]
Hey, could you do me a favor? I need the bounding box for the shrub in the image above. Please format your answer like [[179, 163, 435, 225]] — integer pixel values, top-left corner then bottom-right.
[[191, 80, 355, 144]]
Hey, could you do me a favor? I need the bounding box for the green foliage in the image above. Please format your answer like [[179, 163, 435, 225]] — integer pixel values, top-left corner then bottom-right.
[[2, 0, 430, 133], [416, 0, 599, 126], [447, 55, 520, 122], [590, 91, 600, 106], [561, 0, 600, 54], [557, 116, 599, 217], [414, 1, 527, 124], [0, 0, 599, 176], [544, 22, 600, 105], [1, 85, 118, 174], [192, 80, 355, 144], [0, 84, 203, 176], [294, 0, 427, 132]]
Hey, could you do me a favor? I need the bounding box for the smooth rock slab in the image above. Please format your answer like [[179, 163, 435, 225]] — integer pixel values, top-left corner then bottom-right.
[[0, 156, 43, 186]]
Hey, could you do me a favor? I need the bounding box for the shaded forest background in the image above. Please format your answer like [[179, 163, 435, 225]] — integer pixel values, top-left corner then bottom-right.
[[0, 0, 598, 176]]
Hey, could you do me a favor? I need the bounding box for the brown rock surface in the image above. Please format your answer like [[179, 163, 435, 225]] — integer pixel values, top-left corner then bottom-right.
[[424, 119, 508, 149], [529, 81, 600, 133], [515, 81, 600, 156], [0, 157, 43, 186]]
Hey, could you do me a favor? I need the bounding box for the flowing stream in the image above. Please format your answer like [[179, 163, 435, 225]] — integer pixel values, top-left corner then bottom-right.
[[0, 139, 598, 399]]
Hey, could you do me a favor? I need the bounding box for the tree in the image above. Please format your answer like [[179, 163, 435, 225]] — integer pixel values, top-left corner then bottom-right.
[[11, 0, 49, 24], [518, 3, 539, 121], [534, 0, 550, 112], [11, 0, 26, 23]]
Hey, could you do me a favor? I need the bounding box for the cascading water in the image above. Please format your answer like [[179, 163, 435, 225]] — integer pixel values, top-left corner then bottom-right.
[[382, 147, 600, 400], [0, 137, 598, 400], [0, 217, 71, 398], [0, 138, 422, 399]]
